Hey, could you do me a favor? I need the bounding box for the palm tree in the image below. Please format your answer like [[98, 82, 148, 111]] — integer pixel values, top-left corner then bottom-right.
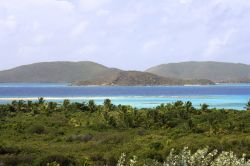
[[174, 101, 184, 109], [27, 100, 33, 110], [46, 102, 57, 116], [48, 102, 57, 111], [17, 100, 25, 112], [63, 99, 70, 110], [246, 99, 250, 111], [88, 100, 96, 112], [11, 100, 18, 112], [103, 99, 112, 121], [185, 101, 193, 112], [201, 103, 209, 111], [38, 97, 45, 105], [104, 99, 112, 112]]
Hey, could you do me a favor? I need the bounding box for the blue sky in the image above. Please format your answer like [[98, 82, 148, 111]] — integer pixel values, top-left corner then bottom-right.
[[0, 0, 250, 70]]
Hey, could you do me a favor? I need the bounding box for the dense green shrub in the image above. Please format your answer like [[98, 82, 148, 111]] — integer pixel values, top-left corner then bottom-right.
[[0, 155, 35, 166], [39, 155, 77, 166], [149, 142, 164, 151], [28, 124, 46, 134], [0, 146, 20, 155], [66, 134, 93, 142], [0, 99, 250, 165]]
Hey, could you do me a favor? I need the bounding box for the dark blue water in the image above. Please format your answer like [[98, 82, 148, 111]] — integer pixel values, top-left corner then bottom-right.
[[0, 83, 250, 110]]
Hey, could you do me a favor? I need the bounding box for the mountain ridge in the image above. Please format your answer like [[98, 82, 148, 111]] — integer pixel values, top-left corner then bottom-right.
[[0, 61, 250, 84], [0, 61, 119, 83], [146, 61, 250, 82], [73, 71, 214, 86]]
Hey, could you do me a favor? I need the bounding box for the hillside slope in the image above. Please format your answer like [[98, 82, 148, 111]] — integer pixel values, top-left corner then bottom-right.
[[0, 61, 120, 83], [146, 61, 250, 82], [73, 71, 214, 86]]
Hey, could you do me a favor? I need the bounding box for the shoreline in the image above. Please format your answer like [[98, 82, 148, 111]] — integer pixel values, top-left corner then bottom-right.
[[0, 95, 242, 101]]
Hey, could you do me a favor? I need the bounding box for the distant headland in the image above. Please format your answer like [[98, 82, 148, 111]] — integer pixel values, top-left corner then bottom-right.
[[1, 61, 250, 85]]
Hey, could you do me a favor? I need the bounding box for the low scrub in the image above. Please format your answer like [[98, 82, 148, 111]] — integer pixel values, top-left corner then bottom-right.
[[66, 134, 93, 143], [117, 147, 250, 166]]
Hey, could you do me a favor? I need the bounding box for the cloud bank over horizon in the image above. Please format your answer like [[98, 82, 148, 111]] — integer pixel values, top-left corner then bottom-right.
[[0, 0, 250, 70]]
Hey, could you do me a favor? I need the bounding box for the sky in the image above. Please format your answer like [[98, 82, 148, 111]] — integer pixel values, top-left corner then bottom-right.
[[0, 0, 250, 70]]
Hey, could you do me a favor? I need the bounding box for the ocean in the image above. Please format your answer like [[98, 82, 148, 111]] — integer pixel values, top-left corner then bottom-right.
[[0, 83, 250, 110]]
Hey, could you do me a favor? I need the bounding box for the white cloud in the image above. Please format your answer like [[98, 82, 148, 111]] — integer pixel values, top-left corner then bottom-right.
[[32, 21, 41, 31], [142, 39, 162, 53], [179, 0, 192, 5], [0, 15, 17, 29], [78, 0, 109, 11], [69, 22, 89, 38], [17, 45, 37, 58], [203, 29, 236, 57], [0, 0, 250, 70], [33, 34, 52, 45], [96, 9, 110, 16], [78, 44, 97, 55]]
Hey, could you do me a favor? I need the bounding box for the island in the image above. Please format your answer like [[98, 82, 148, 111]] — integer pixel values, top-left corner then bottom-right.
[[72, 71, 215, 86]]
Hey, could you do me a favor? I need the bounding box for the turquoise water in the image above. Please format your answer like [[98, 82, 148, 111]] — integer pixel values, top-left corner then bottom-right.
[[0, 83, 250, 110]]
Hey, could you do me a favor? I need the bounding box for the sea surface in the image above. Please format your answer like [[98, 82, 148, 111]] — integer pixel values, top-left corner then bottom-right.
[[0, 83, 250, 110]]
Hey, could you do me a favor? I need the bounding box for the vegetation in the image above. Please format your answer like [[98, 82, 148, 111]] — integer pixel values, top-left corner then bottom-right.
[[246, 100, 250, 111], [146, 61, 250, 82], [0, 98, 250, 165], [117, 147, 250, 166], [0, 61, 118, 83], [73, 71, 214, 86], [3, 61, 250, 84], [0, 61, 214, 85]]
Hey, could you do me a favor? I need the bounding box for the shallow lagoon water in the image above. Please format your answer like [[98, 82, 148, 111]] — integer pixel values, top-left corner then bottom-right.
[[0, 83, 250, 110]]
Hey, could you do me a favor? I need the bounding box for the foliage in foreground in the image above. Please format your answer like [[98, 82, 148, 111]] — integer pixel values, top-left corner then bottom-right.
[[0, 98, 250, 165], [117, 147, 250, 166]]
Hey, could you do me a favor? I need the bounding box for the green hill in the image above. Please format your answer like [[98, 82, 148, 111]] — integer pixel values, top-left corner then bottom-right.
[[0, 61, 120, 83], [0, 61, 214, 85], [73, 71, 214, 86], [146, 61, 250, 82]]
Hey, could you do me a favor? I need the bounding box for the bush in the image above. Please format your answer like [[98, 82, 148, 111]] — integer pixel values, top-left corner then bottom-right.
[[90, 154, 106, 166], [90, 122, 108, 131], [119, 147, 250, 165], [100, 135, 125, 144], [146, 152, 164, 162], [137, 130, 146, 136], [28, 124, 46, 134], [54, 130, 65, 136], [106, 156, 117, 166], [149, 142, 164, 151], [39, 155, 77, 166], [0, 155, 34, 166], [0, 146, 20, 155], [66, 134, 93, 142]]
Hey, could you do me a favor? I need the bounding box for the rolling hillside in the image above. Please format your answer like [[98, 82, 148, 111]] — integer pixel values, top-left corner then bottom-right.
[[73, 71, 214, 86], [146, 61, 250, 82], [0, 61, 214, 85], [0, 61, 120, 83], [2, 61, 249, 84]]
